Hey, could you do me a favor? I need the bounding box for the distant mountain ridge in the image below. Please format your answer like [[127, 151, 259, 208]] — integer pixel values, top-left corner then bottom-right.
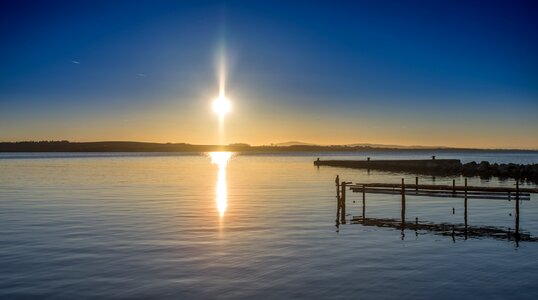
[[273, 141, 317, 146], [345, 143, 450, 149]]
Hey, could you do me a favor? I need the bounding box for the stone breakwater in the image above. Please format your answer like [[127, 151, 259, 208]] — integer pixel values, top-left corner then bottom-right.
[[461, 161, 538, 180], [314, 159, 538, 182]]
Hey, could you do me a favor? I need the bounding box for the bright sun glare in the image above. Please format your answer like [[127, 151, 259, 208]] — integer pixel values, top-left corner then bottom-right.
[[212, 95, 231, 118]]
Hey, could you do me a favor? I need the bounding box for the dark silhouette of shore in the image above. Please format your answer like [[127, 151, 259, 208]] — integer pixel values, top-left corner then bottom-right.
[[1, 140, 537, 154]]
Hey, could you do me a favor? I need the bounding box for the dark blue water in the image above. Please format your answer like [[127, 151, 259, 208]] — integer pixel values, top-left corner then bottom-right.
[[1, 152, 537, 299]]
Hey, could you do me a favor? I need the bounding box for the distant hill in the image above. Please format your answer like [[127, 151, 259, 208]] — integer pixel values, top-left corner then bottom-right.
[[273, 141, 317, 147], [345, 143, 451, 149]]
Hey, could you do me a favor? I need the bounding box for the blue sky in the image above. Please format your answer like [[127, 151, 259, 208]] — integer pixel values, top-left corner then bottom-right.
[[1, 0, 537, 147]]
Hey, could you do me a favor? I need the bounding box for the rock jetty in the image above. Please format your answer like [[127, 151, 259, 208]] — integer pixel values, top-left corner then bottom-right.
[[314, 158, 538, 182], [461, 161, 538, 181]]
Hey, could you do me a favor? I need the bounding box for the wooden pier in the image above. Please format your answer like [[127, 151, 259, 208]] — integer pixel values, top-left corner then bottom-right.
[[334, 176, 538, 244]]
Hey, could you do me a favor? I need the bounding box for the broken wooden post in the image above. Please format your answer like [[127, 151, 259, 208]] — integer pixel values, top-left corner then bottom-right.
[[516, 180, 519, 241], [401, 178, 406, 230], [335, 175, 340, 223], [362, 184, 366, 220], [401, 178, 406, 203], [463, 178, 467, 228], [341, 181, 347, 224]]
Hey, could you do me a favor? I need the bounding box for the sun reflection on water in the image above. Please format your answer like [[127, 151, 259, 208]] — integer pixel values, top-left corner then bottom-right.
[[209, 152, 232, 217]]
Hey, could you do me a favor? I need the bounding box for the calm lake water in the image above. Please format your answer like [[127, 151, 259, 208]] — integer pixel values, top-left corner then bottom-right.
[[1, 151, 538, 299]]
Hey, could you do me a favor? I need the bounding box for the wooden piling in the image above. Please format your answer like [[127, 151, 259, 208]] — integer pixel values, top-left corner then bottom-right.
[[362, 185, 366, 220], [341, 181, 347, 224], [401, 178, 406, 239], [401, 178, 406, 230], [516, 180, 519, 241], [415, 177, 418, 194], [452, 179, 456, 195], [463, 178, 467, 227], [335, 175, 340, 223], [401, 178, 406, 203]]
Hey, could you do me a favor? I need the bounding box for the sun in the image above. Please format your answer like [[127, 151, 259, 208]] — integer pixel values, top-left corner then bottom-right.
[[212, 95, 231, 118]]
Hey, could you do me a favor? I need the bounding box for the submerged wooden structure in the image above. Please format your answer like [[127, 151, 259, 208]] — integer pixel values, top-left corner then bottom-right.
[[334, 176, 538, 244]]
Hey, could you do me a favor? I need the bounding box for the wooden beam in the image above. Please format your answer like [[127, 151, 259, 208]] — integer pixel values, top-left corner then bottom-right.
[[348, 182, 538, 193]]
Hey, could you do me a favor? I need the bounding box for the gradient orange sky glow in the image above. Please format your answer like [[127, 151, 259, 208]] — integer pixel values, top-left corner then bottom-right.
[[1, 1, 537, 149]]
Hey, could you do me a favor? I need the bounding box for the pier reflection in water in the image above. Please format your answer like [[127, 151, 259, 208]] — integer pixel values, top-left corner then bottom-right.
[[348, 216, 538, 245], [209, 152, 232, 217]]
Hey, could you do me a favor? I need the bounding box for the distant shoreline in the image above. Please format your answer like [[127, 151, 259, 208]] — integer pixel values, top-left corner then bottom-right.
[[1, 141, 537, 153]]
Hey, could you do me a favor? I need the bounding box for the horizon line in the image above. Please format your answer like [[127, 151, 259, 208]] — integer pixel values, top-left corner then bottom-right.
[[1, 140, 538, 151]]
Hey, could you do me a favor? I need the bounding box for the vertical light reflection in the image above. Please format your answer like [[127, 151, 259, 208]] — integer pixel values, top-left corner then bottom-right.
[[210, 152, 232, 217]]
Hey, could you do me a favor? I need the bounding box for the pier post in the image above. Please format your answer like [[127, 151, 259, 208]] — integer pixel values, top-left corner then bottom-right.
[[401, 178, 406, 233], [362, 185, 366, 220], [463, 178, 467, 228], [515, 181, 520, 241], [415, 177, 418, 194], [452, 179, 456, 195], [341, 181, 347, 224], [335, 175, 340, 223], [401, 178, 406, 203]]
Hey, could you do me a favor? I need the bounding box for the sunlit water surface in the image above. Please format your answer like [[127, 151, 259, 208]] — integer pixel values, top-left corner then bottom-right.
[[1, 152, 538, 299]]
